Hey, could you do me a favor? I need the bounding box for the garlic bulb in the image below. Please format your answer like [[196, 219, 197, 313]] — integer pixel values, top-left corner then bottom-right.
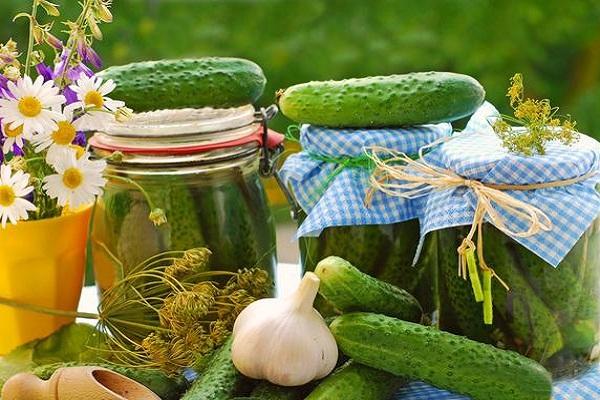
[[231, 272, 338, 386]]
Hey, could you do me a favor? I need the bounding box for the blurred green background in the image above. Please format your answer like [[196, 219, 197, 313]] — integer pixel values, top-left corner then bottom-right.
[[2, 0, 600, 260], [2, 0, 600, 134]]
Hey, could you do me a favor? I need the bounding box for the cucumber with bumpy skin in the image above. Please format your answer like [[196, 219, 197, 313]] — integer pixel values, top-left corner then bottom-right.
[[331, 313, 553, 400], [305, 361, 406, 400], [315, 256, 422, 322], [250, 381, 312, 400], [277, 72, 485, 128], [182, 337, 251, 400], [99, 58, 266, 112]]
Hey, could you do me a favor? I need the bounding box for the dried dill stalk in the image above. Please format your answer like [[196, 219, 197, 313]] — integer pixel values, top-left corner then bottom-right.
[[492, 73, 578, 156], [94, 247, 272, 373]]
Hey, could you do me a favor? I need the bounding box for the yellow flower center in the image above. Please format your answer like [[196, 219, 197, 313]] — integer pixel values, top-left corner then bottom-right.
[[62, 167, 83, 189], [84, 90, 104, 108], [0, 185, 15, 207], [3, 123, 23, 138], [51, 121, 77, 145], [18, 96, 42, 117]]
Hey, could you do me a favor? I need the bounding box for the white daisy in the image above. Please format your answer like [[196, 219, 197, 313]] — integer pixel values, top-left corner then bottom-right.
[[1, 122, 27, 154], [0, 75, 65, 137], [43, 150, 107, 208], [32, 104, 81, 164], [0, 164, 36, 228], [70, 75, 124, 131]]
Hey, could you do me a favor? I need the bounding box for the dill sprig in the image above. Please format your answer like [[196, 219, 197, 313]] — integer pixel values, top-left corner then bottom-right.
[[492, 73, 579, 156], [94, 247, 272, 373]]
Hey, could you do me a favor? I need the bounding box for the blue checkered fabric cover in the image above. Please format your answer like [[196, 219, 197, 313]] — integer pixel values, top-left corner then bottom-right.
[[279, 123, 452, 235], [280, 102, 600, 267], [414, 102, 600, 266], [394, 364, 600, 399]]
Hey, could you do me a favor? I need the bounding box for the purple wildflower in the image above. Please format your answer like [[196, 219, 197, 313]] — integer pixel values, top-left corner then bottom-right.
[[73, 131, 87, 147], [67, 63, 94, 81], [77, 40, 103, 69], [0, 75, 8, 97], [53, 48, 70, 78], [63, 86, 78, 104], [36, 63, 54, 81], [12, 144, 24, 157], [45, 32, 63, 51]]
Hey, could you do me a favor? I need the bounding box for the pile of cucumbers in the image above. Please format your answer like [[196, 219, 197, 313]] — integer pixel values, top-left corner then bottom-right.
[[282, 71, 599, 378], [285, 71, 486, 318], [178, 257, 552, 400]]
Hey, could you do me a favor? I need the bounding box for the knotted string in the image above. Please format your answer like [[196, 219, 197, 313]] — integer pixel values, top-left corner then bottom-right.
[[286, 124, 420, 202], [364, 138, 597, 324]]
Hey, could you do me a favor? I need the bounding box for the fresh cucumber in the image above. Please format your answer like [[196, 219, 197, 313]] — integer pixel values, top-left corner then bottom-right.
[[250, 381, 312, 400], [305, 361, 405, 400], [277, 72, 485, 128], [315, 256, 422, 322], [331, 313, 552, 400], [182, 337, 251, 400], [99, 58, 266, 112]]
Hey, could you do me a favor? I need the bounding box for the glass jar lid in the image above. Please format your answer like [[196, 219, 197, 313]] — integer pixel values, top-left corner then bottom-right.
[[90, 104, 264, 153]]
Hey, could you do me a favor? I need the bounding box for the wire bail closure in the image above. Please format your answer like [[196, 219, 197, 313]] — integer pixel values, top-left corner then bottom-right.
[[256, 105, 280, 177]]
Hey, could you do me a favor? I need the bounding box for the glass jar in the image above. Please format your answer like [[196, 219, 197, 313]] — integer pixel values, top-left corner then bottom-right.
[[437, 220, 600, 378], [90, 106, 281, 295], [298, 213, 439, 317]]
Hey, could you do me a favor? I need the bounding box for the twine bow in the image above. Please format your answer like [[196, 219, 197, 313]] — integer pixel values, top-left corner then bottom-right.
[[364, 142, 596, 325]]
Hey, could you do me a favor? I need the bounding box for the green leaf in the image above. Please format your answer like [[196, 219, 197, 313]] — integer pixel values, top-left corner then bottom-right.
[[0, 323, 108, 390], [32, 323, 107, 365]]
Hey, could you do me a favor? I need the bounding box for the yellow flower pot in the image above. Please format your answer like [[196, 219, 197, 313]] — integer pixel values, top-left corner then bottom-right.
[[0, 207, 92, 355]]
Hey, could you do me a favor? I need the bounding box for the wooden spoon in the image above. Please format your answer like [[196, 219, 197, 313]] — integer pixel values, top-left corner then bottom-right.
[[1, 366, 162, 400]]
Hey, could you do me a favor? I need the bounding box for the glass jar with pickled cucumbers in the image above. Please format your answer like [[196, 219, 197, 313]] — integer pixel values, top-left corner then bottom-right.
[[299, 217, 439, 316], [438, 221, 600, 378], [90, 106, 282, 295], [279, 122, 452, 317]]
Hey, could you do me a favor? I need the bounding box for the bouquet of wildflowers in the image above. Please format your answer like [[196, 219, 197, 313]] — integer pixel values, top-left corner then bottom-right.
[[0, 0, 130, 227]]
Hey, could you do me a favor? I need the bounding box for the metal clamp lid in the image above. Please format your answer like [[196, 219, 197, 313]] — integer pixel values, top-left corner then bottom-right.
[[255, 105, 302, 219]]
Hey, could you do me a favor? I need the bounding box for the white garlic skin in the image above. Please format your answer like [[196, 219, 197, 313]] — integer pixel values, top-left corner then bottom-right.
[[231, 272, 338, 386]]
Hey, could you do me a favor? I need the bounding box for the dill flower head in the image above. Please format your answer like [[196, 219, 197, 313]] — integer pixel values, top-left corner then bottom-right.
[[148, 207, 167, 226], [159, 290, 214, 333], [141, 332, 171, 367], [165, 247, 212, 279], [223, 268, 271, 298], [492, 73, 579, 156]]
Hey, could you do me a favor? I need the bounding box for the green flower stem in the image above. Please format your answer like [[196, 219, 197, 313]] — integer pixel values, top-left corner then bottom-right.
[[57, 0, 94, 87], [24, 156, 45, 164], [108, 318, 170, 333], [24, 0, 39, 77], [0, 295, 98, 320], [103, 173, 165, 224]]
